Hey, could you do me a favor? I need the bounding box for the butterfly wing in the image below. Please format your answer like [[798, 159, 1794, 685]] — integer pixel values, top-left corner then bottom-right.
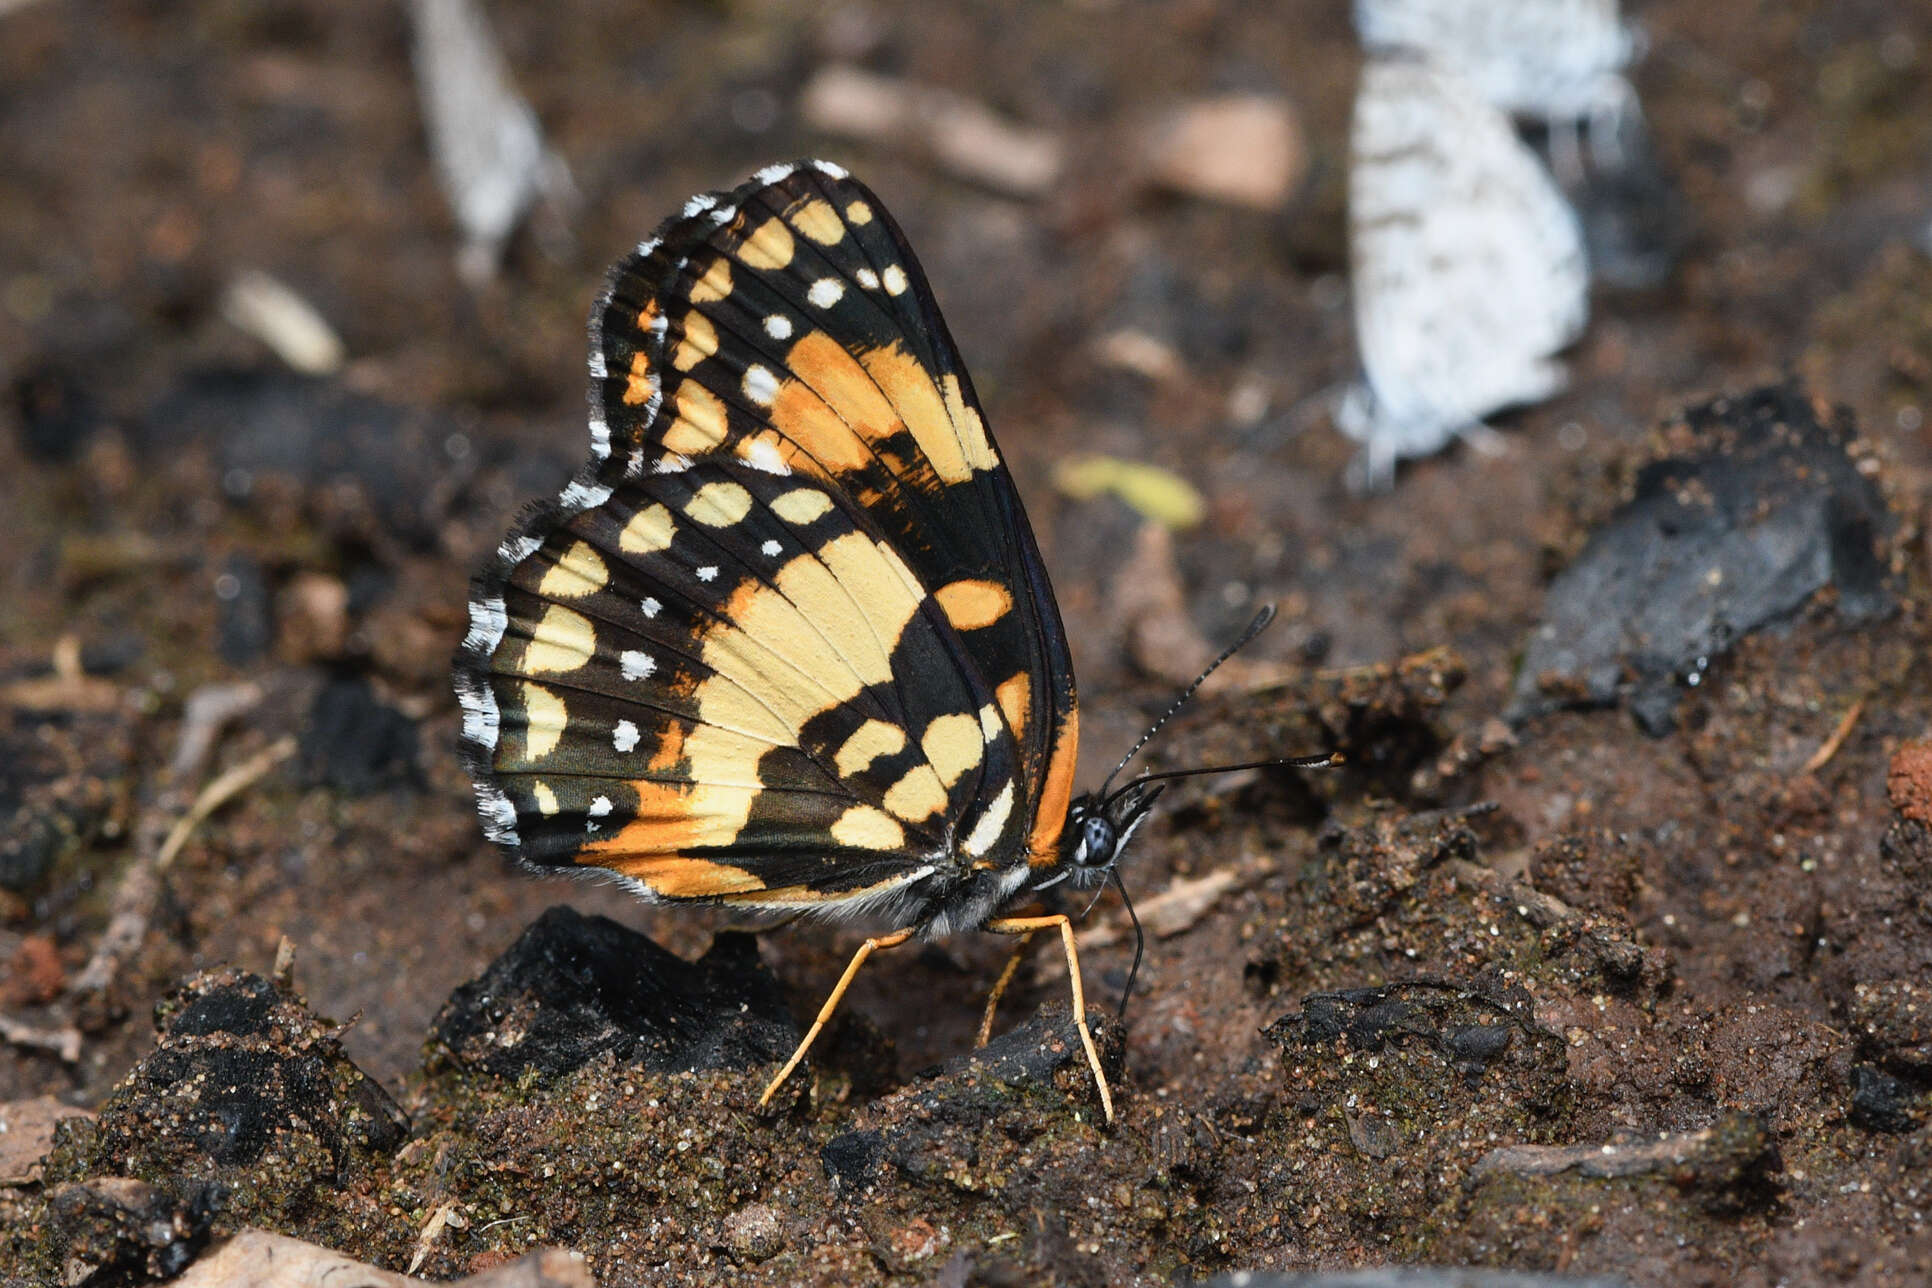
[[1342, 59, 1588, 480], [456, 162, 1078, 918]]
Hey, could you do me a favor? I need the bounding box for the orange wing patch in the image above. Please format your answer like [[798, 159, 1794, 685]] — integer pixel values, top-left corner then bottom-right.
[[857, 343, 994, 485], [935, 579, 1012, 632], [623, 350, 654, 405], [607, 853, 767, 897], [1026, 707, 1078, 867]]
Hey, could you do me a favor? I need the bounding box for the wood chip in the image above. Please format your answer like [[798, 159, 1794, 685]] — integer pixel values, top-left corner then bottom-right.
[[220, 270, 346, 376], [177, 1229, 594, 1286], [799, 65, 1063, 197], [1138, 868, 1243, 939], [1148, 95, 1305, 210]]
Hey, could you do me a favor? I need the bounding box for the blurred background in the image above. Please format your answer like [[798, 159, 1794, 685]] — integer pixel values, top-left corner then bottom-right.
[[3, 0, 1930, 1131]]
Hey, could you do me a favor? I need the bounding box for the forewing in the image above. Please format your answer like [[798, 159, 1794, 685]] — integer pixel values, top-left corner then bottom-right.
[[590, 160, 1078, 861]]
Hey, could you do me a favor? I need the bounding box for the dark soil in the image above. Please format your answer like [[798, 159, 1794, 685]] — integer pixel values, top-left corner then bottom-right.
[[3, 2, 1932, 1285]]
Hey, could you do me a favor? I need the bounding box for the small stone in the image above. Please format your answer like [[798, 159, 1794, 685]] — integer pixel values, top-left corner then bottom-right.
[[721, 1202, 785, 1262], [276, 572, 350, 664], [821, 1129, 885, 1192], [1887, 738, 1932, 824], [4, 934, 68, 1007], [1148, 95, 1306, 210], [1850, 1063, 1919, 1134], [300, 676, 421, 795], [11, 361, 101, 462], [798, 65, 1063, 197], [1477, 717, 1518, 755]]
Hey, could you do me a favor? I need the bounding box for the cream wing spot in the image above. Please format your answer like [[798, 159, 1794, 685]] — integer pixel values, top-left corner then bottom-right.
[[690, 257, 732, 302], [855, 267, 880, 290], [808, 278, 844, 308], [771, 488, 834, 524], [921, 713, 983, 787], [532, 781, 559, 816], [831, 804, 906, 851], [845, 199, 873, 225], [685, 480, 754, 527], [835, 719, 907, 776], [978, 703, 1003, 742], [666, 384, 728, 454], [790, 197, 846, 245], [941, 374, 999, 472], [672, 313, 718, 371], [522, 604, 597, 674], [521, 681, 567, 759], [537, 541, 609, 598], [619, 503, 677, 554], [882, 264, 908, 296], [883, 765, 948, 823], [740, 216, 796, 269]]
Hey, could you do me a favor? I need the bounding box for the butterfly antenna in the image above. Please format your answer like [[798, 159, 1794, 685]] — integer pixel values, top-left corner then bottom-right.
[[1111, 870, 1143, 1025], [1099, 604, 1279, 798], [1102, 752, 1339, 809]]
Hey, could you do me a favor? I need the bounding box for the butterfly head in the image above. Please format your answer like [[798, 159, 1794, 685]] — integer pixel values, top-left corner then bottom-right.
[[1060, 782, 1166, 892]]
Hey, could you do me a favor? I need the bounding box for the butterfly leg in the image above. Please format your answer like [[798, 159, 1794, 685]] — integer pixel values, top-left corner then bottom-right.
[[984, 914, 1114, 1124], [975, 928, 1039, 1048], [759, 928, 914, 1109]]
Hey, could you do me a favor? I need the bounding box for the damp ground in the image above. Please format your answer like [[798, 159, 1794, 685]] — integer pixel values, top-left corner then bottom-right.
[[3, 2, 1932, 1285]]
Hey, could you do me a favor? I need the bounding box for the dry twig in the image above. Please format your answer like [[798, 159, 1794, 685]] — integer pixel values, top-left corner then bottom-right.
[[0, 1015, 82, 1064], [1799, 696, 1866, 775]]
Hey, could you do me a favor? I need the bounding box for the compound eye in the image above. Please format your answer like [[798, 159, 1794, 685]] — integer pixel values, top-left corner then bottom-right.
[[1079, 815, 1115, 866]]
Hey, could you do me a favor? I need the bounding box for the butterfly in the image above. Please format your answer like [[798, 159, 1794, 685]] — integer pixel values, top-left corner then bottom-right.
[[453, 160, 1325, 1122], [1338, 58, 1589, 489]]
